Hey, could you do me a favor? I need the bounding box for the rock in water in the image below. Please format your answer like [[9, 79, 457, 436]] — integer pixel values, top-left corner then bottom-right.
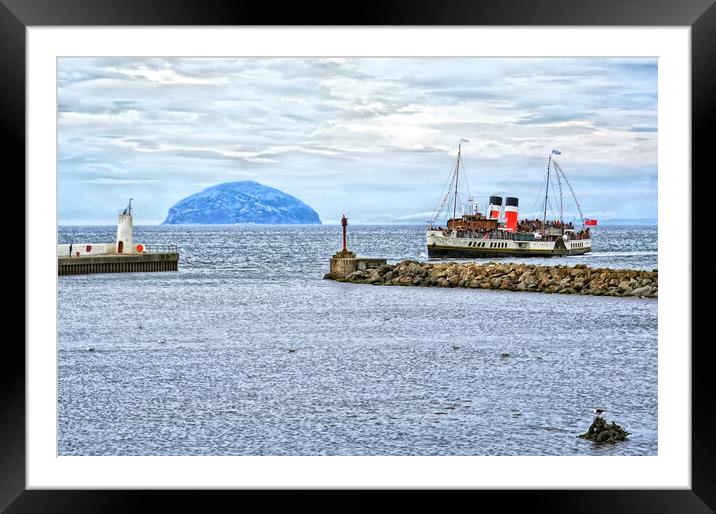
[[578, 416, 630, 443], [163, 181, 321, 225]]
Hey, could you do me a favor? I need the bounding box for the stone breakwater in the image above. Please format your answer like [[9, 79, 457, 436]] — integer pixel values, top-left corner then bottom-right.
[[328, 261, 658, 298]]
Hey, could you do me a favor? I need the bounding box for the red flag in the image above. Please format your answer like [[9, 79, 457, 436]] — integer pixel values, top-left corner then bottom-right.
[[585, 219, 598, 226]]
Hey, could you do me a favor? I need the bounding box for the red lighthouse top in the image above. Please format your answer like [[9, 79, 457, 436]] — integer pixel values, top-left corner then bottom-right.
[[341, 214, 348, 251]]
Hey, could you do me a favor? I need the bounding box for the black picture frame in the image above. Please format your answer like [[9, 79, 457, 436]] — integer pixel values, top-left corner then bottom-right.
[[4, 0, 710, 511]]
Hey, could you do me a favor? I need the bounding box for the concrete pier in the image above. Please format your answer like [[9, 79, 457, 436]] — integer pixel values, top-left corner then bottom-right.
[[327, 250, 386, 279], [58, 252, 179, 276], [324, 214, 386, 279], [58, 200, 180, 276]]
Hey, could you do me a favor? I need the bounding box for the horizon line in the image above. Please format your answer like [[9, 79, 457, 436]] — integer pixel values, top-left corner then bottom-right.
[[57, 220, 658, 227]]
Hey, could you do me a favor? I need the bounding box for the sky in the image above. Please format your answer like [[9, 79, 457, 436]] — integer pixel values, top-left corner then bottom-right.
[[58, 57, 657, 225]]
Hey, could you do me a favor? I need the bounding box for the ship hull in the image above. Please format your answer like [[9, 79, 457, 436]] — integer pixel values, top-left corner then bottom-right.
[[426, 230, 591, 259], [427, 245, 591, 258]]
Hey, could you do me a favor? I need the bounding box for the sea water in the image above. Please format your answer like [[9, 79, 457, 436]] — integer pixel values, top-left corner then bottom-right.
[[57, 225, 657, 456]]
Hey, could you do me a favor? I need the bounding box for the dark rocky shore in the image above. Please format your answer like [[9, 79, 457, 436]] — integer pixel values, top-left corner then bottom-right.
[[579, 416, 631, 443], [326, 261, 657, 298]]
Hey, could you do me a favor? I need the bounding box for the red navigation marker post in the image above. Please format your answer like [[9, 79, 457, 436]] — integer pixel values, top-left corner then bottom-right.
[[341, 214, 348, 252]]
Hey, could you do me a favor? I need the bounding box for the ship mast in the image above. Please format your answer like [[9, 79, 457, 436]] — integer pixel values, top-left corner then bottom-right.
[[452, 141, 462, 220], [543, 152, 551, 232]]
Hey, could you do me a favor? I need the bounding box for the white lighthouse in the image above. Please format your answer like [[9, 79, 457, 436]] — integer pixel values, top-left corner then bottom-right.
[[116, 198, 134, 254]]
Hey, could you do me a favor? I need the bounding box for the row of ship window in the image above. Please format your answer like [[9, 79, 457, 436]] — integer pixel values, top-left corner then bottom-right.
[[572, 242, 586, 248], [467, 241, 510, 248]]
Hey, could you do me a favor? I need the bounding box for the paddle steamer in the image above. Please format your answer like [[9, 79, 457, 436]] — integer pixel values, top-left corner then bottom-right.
[[426, 143, 595, 258]]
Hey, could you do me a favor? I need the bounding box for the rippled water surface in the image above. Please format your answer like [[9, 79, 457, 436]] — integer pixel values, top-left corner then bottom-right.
[[58, 225, 657, 455]]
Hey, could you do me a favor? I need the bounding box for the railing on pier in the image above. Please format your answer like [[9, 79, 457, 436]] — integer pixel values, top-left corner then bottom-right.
[[142, 244, 178, 254]]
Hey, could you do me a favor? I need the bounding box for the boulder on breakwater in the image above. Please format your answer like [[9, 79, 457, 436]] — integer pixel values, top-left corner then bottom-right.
[[326, 260, 657, 298], [578, 416, 630, 444]]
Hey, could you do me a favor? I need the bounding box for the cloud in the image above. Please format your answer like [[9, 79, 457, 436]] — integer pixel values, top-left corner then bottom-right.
[[58, 57, 657, 224], [394, 211, 438, 221], [81, 178, 162, 185], [106, 66, 219, 85]]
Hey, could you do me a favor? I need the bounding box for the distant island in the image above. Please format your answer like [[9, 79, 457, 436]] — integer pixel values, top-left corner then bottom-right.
[[163, 181, 322, 225]]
